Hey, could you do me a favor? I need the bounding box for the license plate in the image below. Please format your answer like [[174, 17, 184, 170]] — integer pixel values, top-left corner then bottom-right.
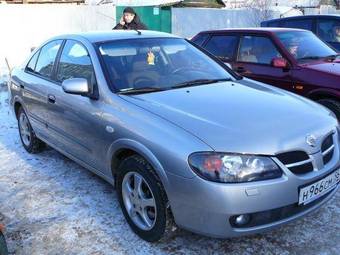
[[299, 169, 340, 205]]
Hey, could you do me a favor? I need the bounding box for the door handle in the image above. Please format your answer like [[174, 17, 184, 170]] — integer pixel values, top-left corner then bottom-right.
[[235, 66, 246, 73], [47, 94, 56, 104]]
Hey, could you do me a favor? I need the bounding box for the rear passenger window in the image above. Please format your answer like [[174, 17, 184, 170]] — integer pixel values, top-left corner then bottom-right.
[[35, 40, 63, 79], [26, 50, 40, 73], [317, 19, 340, 43], [56, 40, 95, 84], [204, 35, 238, 61], [237, 36, 282, 64], [282, 19, 313, 31], [192, 33, 209, 46]]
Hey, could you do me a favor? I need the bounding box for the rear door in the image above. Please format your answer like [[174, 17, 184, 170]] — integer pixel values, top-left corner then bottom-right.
[[201, 33, 239, 66], [316, 17, 340, 52], [191, 33, 210, 47], [234, 34, 293, 90], [22, 40, 63, 138]]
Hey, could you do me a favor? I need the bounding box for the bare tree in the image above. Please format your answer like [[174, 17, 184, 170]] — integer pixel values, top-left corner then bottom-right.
[[242, 0, 273, 27]]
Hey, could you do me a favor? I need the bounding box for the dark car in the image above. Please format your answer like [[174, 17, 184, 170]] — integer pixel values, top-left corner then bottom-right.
[[192, 28, 340, 118], [261, 15, 340, 51]]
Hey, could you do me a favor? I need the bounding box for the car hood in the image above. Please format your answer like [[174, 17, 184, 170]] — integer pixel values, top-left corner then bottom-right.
[[302, 60, 340, 74], [121, 79, 338, 155]]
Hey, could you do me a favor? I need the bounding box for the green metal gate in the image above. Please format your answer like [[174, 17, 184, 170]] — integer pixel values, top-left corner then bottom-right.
[[116, 6, 172, 33]]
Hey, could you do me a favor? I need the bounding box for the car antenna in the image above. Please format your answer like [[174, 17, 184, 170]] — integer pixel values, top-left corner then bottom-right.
[[135, 30, 142, 35]]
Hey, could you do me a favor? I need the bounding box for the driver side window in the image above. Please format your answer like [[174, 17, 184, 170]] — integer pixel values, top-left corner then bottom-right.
[[237, 36, 282, 64], [56, 40, 96, 85], [317, 19, 340, 43]]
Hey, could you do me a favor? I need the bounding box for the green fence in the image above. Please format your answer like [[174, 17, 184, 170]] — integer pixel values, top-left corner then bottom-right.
[[116, 6, 171, 33]]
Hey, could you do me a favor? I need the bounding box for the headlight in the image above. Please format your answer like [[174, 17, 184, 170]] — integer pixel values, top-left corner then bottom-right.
[[188, 152, 282, 183]]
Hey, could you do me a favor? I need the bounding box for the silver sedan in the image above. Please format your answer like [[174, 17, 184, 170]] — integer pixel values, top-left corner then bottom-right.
[[8, 30, 340, 242]]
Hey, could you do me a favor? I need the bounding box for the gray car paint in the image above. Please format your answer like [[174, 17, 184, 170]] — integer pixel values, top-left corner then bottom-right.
[[9, 31, 340, 238]]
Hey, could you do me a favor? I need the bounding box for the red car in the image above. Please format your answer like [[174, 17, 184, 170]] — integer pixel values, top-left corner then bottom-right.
[[192, 28, 340, 118]]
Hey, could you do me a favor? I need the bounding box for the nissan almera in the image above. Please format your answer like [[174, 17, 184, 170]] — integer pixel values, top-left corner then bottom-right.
[[8, 31, 340, 242]]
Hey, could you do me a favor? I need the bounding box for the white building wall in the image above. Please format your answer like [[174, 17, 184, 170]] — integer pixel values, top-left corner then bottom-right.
[[86, 0, 182, 6], [0, 4, 116, 84], [172, 7, 280, 38]]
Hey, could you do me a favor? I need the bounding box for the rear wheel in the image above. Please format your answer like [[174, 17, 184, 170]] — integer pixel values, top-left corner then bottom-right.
[[317, 99, 340, 120], [17, 107, 45, 153], [116, 155, 172, 242]]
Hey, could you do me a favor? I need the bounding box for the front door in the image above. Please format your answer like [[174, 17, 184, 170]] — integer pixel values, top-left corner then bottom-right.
[[234, 35, 293, 91], [44, 40, 105, 172]]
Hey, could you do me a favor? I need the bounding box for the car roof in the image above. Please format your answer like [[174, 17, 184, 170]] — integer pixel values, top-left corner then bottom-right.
[[263, 14, 340, 23], [51, 30, 180, 43], [197, 27, 307, 34]]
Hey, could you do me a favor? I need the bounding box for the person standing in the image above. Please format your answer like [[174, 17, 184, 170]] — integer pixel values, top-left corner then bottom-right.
[[333, 26, 340, 42], [113, 7, 148, 30]]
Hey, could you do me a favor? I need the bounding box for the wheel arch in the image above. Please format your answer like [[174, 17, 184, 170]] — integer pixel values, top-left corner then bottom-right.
[[13, 96, 26, 119], [107, 139, 170, 191], [307, 89, 340, 102]]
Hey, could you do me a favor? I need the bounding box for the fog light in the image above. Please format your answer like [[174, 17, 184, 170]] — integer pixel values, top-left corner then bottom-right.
[[235, 214, 250, 226]]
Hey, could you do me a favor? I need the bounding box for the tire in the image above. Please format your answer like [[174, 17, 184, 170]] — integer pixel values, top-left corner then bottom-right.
[[317, 98, 340, 120], [17, 107, 45, 153], [0, 232, 8, 255], [116, 155, 172, 242]]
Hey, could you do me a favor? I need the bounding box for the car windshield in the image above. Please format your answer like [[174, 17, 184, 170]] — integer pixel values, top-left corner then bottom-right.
[[276, 31, 337, 62], [98, 38, 233, 93]]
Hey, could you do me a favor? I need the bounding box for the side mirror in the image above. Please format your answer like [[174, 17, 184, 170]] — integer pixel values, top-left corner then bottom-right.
[[271, 57, 289, 68], [62, 78, 90, 96]]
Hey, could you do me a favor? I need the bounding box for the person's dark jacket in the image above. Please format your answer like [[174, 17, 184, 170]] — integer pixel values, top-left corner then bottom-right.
[[113, 14, 148, 30]]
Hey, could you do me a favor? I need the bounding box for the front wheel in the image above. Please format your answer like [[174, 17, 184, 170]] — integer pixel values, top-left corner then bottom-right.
[[116, 155, 171, 242], [317, 99, 340, 120]]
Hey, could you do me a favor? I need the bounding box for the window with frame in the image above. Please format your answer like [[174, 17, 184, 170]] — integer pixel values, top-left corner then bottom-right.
[[237, 36, 282, 64], [192, 33, 209, 47], [204, 35, 238, 61], [26, 50, 40, 73], [35, 40, 63, 79], [317, 19, 340, 43], [56, 40, 95, 84]]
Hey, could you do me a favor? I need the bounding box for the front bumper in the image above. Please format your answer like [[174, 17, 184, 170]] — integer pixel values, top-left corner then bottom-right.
[[166, 162, 339, 238]]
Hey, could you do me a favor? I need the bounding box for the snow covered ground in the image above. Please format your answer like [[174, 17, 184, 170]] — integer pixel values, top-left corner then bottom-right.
[[0, 89, 339, 255]]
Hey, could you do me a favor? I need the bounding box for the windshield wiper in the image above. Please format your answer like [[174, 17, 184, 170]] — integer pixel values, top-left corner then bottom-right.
[[297, 56, 322, 61], [118, 87, 166, 95], [324, 54, 340, 61], [171, 78, 232, 89]]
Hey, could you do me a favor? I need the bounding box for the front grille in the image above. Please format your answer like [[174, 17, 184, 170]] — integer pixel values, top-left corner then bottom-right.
[[276, 151, 313, 175], [321, 134, 335, 166]]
